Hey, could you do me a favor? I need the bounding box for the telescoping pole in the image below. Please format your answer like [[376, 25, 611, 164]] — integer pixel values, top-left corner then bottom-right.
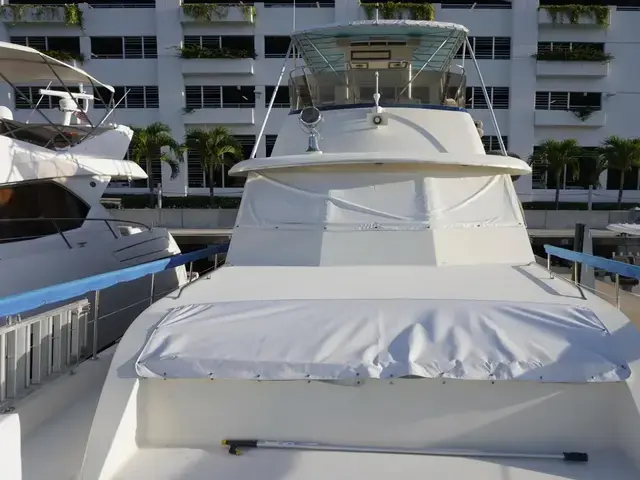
[[221, 439, 588, 463]]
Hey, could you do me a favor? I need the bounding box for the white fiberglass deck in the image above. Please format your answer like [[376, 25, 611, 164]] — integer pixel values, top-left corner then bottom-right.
[[111, 447, 639, 480]]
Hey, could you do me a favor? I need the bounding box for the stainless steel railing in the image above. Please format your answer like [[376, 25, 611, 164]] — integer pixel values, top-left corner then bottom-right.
[[0, 249, 227, 411]]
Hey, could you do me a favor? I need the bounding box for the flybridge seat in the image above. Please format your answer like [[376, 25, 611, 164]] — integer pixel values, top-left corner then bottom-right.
[[136, 298, 629, 383]]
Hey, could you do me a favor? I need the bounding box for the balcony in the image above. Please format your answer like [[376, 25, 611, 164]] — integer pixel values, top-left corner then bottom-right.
[[259, 3, 334, 29], [180, 3, 255, 24], [0, 4, 82, 25], [534, 109, 606, 128], [537, 7, 610, 28], [182, 58, 254, 76], [183, 107, 255, 125], [536, 60, 610, 78]]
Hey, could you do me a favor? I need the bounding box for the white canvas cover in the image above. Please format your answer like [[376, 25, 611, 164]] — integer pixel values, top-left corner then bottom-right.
[[236, 171, 523, 231], [135, 299, 629, 383]]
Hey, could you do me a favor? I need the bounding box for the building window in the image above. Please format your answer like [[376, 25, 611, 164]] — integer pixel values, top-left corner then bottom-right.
[[11, 36, 81, 56], [222, 86, 255, 107], [14, 86, 80, 110], [537, 41, 605, 54], [265, 0, 335, 6], [441, 1, 511, 9], [90, 36, 157, 59], [86, 0, 156, 7], [186, 86, 255, 108], [455, 37, 511, 60], [265, 86, 290, 108], [535, 91, 602, 111], [465, 86, 509, 109], [0, 181, 89, 244], [94, 86, 159, 109], [482, 136, 509, 152], [266, 135, 277, 157], [265, 36, 292, 58], [183, 35, 254, 53]]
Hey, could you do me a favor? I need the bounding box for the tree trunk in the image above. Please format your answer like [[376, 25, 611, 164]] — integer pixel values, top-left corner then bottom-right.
[[618, 170, 625, 209], [554, 172, 561, 210], [209, 168, 215, 208]]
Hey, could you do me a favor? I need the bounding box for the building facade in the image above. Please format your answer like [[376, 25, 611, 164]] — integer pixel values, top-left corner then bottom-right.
[[2, 0, 640, 204]]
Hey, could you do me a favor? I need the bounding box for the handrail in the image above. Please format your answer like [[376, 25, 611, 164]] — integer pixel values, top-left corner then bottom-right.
[[0, 242, 230, 318], [543, 245, 640, 281], [0, 217, 152, 246], [543, 244, 640, 309]]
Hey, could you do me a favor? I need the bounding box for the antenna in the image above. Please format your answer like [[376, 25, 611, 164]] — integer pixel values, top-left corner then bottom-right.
[[373, 71, 381, 111], [299, 106, 323, 154]]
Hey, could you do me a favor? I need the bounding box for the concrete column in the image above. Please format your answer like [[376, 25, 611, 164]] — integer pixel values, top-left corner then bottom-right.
[[156, 0, 187, 196], [508, 2, 538, 195]]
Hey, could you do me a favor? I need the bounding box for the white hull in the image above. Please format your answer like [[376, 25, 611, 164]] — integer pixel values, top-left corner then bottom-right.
[[0, 227, 186, 351]]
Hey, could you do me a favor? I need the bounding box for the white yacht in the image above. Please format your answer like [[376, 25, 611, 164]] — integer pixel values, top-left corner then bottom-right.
[[0, 42, 187, 351], [4, 20, 640, 480]]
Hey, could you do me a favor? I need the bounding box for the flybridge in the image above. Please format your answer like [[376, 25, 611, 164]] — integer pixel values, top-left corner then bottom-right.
[[251, 19, 507, 159], [290, 20, 468, 74], [282, 21, 472, 118]]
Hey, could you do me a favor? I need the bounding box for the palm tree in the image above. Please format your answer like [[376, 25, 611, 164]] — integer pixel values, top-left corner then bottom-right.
[[528, 139, 581, 210], [185, 127, 243, 207], [130, 122, 185, 207], [598, 136, 640, 208]]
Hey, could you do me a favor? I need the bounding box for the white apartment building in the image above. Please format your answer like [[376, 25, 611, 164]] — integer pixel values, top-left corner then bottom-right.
[[2, 0, 640, 205]]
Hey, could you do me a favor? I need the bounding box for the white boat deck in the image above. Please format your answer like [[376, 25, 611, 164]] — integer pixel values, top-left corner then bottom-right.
[[22, 386, 102, 480], [18, 348, 114, 480], [112, 447, 639, 480]]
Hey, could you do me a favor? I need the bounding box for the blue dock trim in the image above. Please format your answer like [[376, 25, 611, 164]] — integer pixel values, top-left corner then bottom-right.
[[544, 244, 640, 280], [0, 243, 230, 318]]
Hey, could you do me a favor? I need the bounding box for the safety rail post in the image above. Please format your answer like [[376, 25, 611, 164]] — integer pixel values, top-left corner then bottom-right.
[[149, 273, 156, 306], [615, 274, 621, 309], [91, 290, 100, 360], [104, 219, 118, 239], [52, 219, 72, 249]]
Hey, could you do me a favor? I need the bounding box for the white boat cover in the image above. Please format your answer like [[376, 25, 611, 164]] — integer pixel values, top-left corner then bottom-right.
[[135, 299, 629, 383], [607, 223, 640, 236]]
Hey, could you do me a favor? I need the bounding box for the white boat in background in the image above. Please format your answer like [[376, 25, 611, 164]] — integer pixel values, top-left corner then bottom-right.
[[0, 42, 187, 353], [4, 19, 640, 480], [607, 223, 640, 236]]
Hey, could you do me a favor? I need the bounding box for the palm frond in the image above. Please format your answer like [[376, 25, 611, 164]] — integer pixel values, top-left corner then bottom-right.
[[598, 136, 640, 172], [185, 126, 243, 173], [129, 123, 184, 175]]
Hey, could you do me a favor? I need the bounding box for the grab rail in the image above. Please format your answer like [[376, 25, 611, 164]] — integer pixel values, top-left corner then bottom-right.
[[543, 244, 640, 309], [0, 217, 152, 247], [0, 242, 230, 319]]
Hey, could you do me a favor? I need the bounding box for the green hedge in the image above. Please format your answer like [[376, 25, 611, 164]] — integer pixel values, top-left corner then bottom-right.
[[103, 196, 639, 211], [521, 202, 640, 211], [103, 195, 241, 209]]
